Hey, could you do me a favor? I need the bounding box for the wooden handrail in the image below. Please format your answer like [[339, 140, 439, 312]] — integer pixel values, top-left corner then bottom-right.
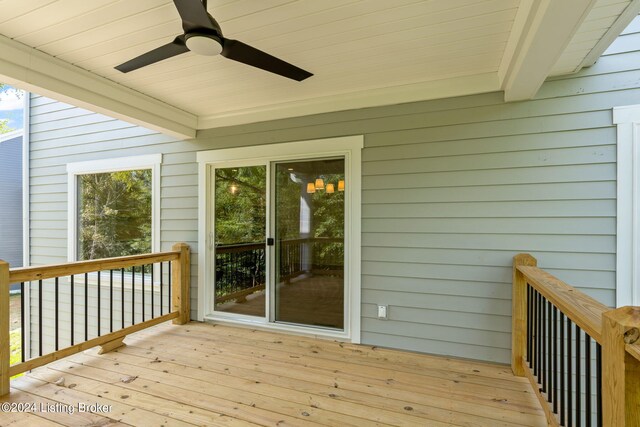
[[512, 254, 640, 427], [0, 243, 191, 397], [9, 251, 180, 283], [627, 343, 640, 362], [516, 265, 608, 343]]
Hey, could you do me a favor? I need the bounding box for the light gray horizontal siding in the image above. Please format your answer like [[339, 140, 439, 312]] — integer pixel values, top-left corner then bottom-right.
[[28, 16, 640, 363]]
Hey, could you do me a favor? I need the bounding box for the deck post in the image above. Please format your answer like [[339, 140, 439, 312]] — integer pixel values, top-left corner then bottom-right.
[[171, 243, 190, 325], [0, 260, 10, 396], [602, 306, 640, 427], [512, 253, 537, 376]]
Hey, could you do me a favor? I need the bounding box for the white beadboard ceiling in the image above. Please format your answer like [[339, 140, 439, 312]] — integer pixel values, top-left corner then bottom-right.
[[0, 0, 638, 137]]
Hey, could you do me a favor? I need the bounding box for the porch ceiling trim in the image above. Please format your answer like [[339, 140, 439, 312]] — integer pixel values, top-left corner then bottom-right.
[[501, 0, 597, 102], [196, 72, 501, 130], [0, 35, 196, 140], [577, 0, 640, 71]]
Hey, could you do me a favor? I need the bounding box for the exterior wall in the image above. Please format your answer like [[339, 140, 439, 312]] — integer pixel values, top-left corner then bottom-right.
[[27, 16, 640, 363], [0, 133, 23, 268]]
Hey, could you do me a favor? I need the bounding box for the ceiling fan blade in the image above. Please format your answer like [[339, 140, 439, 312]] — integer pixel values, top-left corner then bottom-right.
[[221, 39, 313, 82], [173, 0, 214, 32], [115, 36, 190, 73]]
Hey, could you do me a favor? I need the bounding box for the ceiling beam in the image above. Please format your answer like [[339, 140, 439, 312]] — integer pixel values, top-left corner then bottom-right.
[[500, 0, 596, 102], [0, 35, 196, 140]]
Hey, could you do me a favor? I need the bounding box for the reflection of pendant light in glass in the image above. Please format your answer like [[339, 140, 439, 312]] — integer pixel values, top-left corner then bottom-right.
[[315, 178, 325, 190], [326, 183, 335, 193], [338, 180, 345, 191], [306, 182, 316, 193], [229, 184, 238, 195]]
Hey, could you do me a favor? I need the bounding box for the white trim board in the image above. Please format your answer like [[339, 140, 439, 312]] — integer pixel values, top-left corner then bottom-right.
[[66, 154, 162, 262], [613, 105, 640, 307], [21, 92, 31, 359], [196, 135, 363, 343]]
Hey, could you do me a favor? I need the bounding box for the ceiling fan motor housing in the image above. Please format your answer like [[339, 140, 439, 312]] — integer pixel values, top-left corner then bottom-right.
[[185, 32, 223, 56]]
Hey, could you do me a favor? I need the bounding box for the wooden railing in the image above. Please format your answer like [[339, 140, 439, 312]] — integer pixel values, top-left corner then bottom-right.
[[512, 253, 640, 426], [0, 242, 190, 397]]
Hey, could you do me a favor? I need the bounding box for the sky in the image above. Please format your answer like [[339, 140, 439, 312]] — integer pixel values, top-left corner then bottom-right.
[[0, 85, 24, 130]]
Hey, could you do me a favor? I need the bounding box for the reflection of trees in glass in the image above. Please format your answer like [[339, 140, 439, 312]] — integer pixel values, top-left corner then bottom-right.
[[214, 167, 266, 298], [77, 170, 151, 260], [214, 167, 266, 245], [275, 160, 345, 270]]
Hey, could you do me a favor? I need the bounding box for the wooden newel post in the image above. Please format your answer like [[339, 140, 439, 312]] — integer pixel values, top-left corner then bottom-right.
[[171, 243, 191, 325], [512, 253, 537, 377], [0, 260, 10, 397], [602, 306, 640, 427]]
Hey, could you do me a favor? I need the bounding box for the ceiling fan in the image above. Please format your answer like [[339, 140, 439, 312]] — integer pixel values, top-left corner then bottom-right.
[[115, 0, 313, 81]]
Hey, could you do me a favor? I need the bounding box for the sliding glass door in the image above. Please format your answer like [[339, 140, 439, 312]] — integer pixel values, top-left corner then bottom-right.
[[210, 158, 346, 331], [213, 165, 267, 318], [273, 159, 345, 329]]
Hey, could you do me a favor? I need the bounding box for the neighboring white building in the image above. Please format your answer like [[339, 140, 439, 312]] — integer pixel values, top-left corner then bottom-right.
[[0, 129, 23, 270]]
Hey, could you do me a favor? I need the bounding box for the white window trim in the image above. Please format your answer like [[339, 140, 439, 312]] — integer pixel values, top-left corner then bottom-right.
[[196, 135, 363, 343], [613, 105, 640, 306], [66, 154, 162, 262]]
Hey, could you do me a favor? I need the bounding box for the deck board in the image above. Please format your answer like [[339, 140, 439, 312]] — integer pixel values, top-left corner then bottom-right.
[[2, 322, 547, 426]]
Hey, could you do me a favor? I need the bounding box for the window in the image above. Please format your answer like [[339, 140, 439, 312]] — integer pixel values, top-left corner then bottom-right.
[[613, 106, 640, 306], [67, 154, 161, 261]]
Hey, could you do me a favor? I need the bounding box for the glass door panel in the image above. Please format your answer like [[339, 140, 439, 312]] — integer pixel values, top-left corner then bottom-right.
[[274, 159, 345, 329], [213, 165, 267, 317]]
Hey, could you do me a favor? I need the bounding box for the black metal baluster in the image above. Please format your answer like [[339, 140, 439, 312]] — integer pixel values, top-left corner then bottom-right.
[[586, 334, 592, 427], [160, 262, 164, 316], [97, 271, 101, 336], [20, 282, 25, 362], [38, 279, 42, 357], [151, 264, 155, 319], [576, 325, 582, 426], [84, 272, 88, 341], [596, 343, 602, 427], [568, 318, 573, 427], [142, 264, 146, 322], [560, 312, 565, 426], [552, 305, 558, 413], [70, 275, 74, 346], [542, 295, 546, 393], [547, 300, 552, 402], [527, 284, 532, 366], [132, 267, 135, 325], [110, 270, 113, 333], [55, 277, 59, 351], [121, 268, 125, 328], [535, 290, 539, 377], [168, 261, 172, 313]]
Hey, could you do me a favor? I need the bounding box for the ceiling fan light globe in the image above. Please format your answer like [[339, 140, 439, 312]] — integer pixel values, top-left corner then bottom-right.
[[186, 34, 223, 56]]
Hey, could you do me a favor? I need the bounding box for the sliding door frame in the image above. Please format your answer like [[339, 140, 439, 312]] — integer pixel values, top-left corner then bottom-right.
[[197, 135, 363, 343]]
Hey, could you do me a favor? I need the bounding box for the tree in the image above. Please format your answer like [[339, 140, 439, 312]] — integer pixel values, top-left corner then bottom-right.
[[214, 166, 267, 245], [77, 170, 152, 260], [0, 119, 12, 134], [0, 83, 21, 134]]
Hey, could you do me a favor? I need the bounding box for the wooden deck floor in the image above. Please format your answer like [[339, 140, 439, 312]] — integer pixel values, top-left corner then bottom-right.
[[2, 322, 547, 426]]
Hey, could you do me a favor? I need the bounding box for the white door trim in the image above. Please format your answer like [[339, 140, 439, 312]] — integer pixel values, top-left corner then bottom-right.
[[613, 105, 640, 306], [196, 135, 363, 343]]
